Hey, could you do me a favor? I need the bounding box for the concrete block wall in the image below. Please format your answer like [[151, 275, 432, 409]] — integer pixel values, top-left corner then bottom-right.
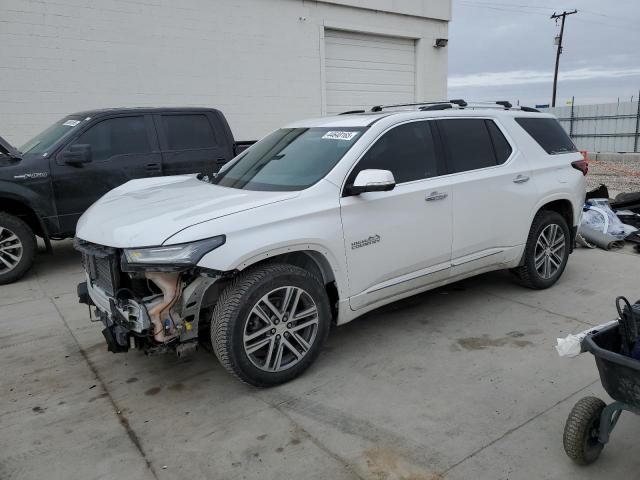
[[0, 0, 448, 146]]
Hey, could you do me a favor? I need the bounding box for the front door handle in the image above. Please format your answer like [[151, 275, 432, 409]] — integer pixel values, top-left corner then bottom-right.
[[425, 191, 448, 202], [513, 174, 530, 184]]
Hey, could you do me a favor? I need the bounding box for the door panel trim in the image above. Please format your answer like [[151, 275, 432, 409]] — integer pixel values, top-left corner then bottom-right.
[[349, 261, 450, 310], [366, 261, 451, 293], [451, 248, 503, 267]]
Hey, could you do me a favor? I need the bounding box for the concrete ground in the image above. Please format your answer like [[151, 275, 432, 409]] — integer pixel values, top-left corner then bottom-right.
[[2, 240, 640, 480]]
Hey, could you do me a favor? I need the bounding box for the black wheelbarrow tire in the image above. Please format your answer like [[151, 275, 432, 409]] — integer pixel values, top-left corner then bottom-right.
[[563, 396, 606, 465]]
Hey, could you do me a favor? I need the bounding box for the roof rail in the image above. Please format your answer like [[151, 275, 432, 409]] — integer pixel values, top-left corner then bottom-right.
[[339, 109, 366, 115], [419, 104, 453, 111], [368, 99, 541, 114], [371, 100, 459, 112], [449, 99, 468, 107]]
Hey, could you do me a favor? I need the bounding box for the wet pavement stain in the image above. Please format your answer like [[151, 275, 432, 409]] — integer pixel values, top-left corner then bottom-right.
[[256, 434, 267, 440], [32, 406, 45, 414], [125, 377, 138, 384], [145, 386, 162, 396], [457, 334, 533, 350]]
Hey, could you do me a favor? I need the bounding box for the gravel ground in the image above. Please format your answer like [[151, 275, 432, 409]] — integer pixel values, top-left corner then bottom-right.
[[586, 159, 640, 196]]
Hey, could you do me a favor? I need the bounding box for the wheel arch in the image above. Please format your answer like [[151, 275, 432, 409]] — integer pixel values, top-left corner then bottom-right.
[[199, 247, 342, 329], [517, 198, 575, 269], [0, 195, 45, 239], [538, 199, 574, 227]]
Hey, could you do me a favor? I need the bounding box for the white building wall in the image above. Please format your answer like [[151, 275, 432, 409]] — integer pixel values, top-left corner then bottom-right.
[[0, 0, 449, 145]]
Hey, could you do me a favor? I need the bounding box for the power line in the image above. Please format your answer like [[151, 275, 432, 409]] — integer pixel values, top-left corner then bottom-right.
[[551, 10, 578, 107], [457, 2, 548, 16], [459, 1, 637, 27], [459, 1, 554, 11]]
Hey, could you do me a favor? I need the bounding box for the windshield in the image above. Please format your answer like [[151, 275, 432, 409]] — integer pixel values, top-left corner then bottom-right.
[[19, 115, 87, 155], [213, 127, 366, 191]]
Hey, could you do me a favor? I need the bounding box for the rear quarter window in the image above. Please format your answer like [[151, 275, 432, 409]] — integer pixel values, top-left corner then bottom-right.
[[515, 117, 577, 154]]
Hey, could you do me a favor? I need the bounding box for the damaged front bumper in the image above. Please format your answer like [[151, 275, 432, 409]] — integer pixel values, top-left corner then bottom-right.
[[75, 239, 223, 356]]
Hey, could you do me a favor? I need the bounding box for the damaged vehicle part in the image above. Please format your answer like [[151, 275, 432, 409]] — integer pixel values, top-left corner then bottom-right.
[[76, 237, 224, 354]]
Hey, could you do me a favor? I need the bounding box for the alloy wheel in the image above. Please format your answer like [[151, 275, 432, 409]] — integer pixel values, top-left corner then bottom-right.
[[0, 226, 23, 273], [243, 286, 319, 372], [534, 223, 565, 279]]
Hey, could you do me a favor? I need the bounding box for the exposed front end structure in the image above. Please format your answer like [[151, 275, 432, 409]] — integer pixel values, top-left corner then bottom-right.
[[75, 238, 218, 356]]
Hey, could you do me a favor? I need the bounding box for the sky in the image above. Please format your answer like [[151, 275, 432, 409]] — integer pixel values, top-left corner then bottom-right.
[[447, 0, 640, 106]]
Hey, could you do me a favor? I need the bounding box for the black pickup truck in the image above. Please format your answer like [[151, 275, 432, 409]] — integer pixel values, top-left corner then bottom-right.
[[0, 107, 254, 284]]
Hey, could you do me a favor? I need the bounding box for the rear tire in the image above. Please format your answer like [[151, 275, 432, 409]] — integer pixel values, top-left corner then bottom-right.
[[0, 212, 36, 285], [211, 263, 331, 387], [512, 210, 570, 289], [563, 396, 606, 465]]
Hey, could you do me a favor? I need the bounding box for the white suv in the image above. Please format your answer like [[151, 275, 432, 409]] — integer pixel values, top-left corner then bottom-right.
[[75, 101, 587, 386]]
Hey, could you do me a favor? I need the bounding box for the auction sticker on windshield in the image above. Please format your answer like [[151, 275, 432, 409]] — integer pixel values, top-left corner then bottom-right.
[[63, 120, 81, 127], [322, 131, 359, 141]]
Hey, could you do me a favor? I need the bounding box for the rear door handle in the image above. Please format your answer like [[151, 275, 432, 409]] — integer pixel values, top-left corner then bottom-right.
[[146, 162, 161, 171], [425, 191, 448, 202], [513, 174, 530, 184]]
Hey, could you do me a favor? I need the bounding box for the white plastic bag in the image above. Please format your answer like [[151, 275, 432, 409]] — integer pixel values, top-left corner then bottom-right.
[[555, 320, 618, 358], [581, 198, 632, 240]]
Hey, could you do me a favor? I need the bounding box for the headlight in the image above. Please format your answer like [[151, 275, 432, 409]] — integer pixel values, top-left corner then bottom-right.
[[123, 236, 225, 267]]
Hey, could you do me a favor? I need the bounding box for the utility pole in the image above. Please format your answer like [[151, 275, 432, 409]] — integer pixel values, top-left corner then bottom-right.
[[551, 10, 577, 107]]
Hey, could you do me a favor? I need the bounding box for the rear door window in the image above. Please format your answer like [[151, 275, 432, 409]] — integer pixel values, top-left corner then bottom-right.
[[161, 114, 217, 150], [515, 117, 577, 154], [347, 121, 443, 185], [71, 116, 150, 162], [437, 119, 497, 173]]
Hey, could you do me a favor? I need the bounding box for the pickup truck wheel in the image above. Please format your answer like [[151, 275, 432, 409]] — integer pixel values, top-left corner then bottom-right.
[[211, 263, 331, 387], [512, 210, 570, 289], [0, 213, 36, 285]]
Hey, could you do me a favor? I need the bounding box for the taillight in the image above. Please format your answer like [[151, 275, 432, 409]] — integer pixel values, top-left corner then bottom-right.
[[572, 151, 589, 175]]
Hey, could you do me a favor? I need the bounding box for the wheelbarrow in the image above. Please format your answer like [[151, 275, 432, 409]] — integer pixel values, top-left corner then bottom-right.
[[563, 322, 640, 464]]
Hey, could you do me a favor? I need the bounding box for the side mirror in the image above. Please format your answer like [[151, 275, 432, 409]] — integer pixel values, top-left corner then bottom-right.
[[63, 144, 92, 165], [347, 169, 396, 196]]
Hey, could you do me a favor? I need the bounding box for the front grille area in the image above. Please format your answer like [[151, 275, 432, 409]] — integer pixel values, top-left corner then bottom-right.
[[75, 238, 120, 296]]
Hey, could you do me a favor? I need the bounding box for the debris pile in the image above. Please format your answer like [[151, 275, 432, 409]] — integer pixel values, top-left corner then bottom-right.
[[578, 184, 640, 253]]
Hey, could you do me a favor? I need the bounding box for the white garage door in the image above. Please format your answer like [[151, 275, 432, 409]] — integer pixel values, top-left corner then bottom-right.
[[324, 29, 416, 115]]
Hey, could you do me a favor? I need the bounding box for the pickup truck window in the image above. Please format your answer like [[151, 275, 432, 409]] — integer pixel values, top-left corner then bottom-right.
[[161, 115, 217, 150], [213, 127, 365, 191], [20, 116, 85, 155], [71, 116, 150, 162]]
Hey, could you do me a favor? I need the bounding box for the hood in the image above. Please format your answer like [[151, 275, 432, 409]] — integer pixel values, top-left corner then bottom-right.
[[75, 175, 299, 247], [0, 135, 21, 160]]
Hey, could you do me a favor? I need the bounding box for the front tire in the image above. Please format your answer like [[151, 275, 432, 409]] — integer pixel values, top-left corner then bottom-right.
[[0, 212, 36, 285], [211, 263, 331, 387], [512, 210, 570, 289]]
